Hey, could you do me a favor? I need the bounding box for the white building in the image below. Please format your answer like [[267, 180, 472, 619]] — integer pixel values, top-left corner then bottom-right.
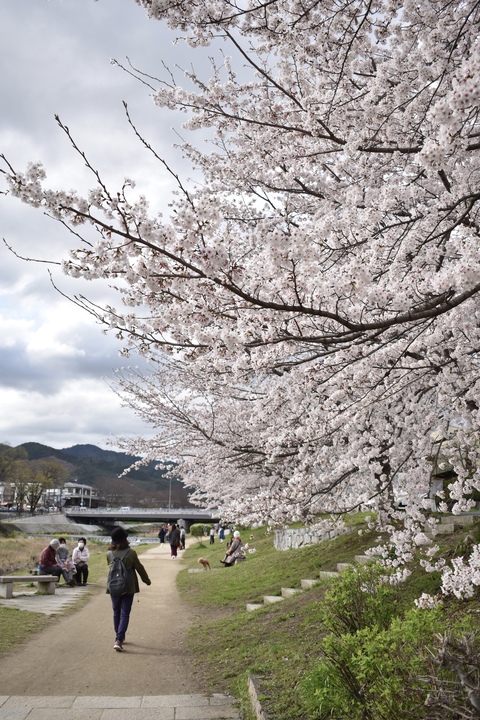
[[44, 481, 98, 509]]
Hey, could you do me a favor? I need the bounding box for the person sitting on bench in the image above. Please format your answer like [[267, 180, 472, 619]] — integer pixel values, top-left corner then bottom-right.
[[38, 539, 75, 587]]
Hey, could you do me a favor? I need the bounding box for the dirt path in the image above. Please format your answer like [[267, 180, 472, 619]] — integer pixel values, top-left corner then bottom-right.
[[0, 543, 204, 696]]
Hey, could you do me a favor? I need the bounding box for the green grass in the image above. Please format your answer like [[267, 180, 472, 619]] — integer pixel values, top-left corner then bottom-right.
[[178, 520, 480, 720], [177, 527, 379, 609], [0, 607, 51, 654]]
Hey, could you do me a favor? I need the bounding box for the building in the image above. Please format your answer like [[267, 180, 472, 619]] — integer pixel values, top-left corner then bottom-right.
[[62, 481, 99, 509], [44, 481, 99, 509]]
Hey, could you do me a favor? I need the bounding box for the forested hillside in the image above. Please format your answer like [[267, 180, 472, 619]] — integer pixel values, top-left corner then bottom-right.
[[18, 442, 191, 507]]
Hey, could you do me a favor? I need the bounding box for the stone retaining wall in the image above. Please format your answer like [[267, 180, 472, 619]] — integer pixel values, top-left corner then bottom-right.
[[273, 525, 353, 551]]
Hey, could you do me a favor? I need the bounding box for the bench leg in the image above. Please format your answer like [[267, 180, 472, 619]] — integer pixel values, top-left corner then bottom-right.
[[0, 584, 13, 599], [37, 581, 56, 595]]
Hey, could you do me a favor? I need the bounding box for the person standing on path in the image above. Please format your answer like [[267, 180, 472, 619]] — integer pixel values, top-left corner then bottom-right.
[[168, 522, 181, 558], [158, 524, 167, 544], [107, 527, 151, 652]]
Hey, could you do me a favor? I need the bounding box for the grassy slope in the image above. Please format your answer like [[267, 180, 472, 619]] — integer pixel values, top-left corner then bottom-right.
[[178, 519, 480, 720]]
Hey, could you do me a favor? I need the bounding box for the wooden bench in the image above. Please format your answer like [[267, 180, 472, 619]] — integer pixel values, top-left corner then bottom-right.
[[0, 575, 57, 599]]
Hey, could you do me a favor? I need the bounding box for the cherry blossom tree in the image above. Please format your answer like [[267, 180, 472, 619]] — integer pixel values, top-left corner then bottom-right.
[[2, 0, 480, 558]]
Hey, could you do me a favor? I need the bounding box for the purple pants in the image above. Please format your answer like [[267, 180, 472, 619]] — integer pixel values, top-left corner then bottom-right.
[[110, 593, 134, 642]]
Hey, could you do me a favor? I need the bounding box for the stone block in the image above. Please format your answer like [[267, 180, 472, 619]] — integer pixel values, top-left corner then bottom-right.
[[301, 578, 319, 589], [281, 587, 302, 598], [263, 595, 284, 604]]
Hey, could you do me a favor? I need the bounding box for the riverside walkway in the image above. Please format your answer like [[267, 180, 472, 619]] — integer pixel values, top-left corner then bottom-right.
[[0, 542, 239, 720]]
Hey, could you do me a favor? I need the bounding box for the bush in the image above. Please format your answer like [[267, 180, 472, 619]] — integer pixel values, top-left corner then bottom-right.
[[189, 523, 211, 539], [302, 609, 442, 720], [303, 563, 480, 719], [319, 563, 400, 636]]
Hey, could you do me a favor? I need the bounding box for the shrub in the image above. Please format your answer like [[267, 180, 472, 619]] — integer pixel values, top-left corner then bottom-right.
[[319, 563, 400, 636], [189, 523, 211, 539], [303, 604, 480, 720], [302, 609, 442, 719]]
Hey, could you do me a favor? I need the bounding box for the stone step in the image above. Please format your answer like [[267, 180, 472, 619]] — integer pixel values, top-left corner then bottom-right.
[[447, 515, 474, 527], [301, 578, 320, 589], [318, 571, 337, 580], [281, 587, 302, 598], [263, 595, 284, 604], [245, 547, 380, 613], [435, 523, 455, 534]]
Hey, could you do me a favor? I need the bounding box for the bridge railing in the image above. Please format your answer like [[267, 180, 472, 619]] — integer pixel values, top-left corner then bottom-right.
[[64, 507, 217, 516]]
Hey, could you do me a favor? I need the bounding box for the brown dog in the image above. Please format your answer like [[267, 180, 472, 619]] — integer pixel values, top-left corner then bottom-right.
[[197, 557, 211, 570]]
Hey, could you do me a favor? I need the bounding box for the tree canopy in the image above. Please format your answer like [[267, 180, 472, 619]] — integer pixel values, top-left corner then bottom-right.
[[2, 0, 480, 572]]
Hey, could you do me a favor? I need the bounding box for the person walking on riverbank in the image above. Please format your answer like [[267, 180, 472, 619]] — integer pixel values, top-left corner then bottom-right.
[[168, 522, 181, 558], [158, 524, 167, 544], [107, 527, 151, 652]]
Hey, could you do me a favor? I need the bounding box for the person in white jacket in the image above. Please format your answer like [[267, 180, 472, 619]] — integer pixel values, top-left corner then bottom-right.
[[72, 537, 90, 585]]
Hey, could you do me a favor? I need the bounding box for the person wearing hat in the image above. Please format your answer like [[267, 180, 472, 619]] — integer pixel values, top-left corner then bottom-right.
[[107, 527, 151, 652], [221, 530, 245, 566], [38, 538, 76, 587]]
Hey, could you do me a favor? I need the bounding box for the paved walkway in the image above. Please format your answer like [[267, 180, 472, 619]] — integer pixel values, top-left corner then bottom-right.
[[0, 543, 240, 720], [0, 582, 90, 615], [0, 694, 238, 719]]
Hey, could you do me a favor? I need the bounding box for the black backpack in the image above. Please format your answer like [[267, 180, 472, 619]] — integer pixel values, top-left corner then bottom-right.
[[107, 549, 131, 596]]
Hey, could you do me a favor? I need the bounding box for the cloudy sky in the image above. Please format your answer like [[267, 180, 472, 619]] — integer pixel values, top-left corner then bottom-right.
[[0, 0, 204, 451]]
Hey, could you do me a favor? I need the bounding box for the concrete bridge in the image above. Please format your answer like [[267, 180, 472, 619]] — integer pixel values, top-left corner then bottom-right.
[[64, 507, 220, 531]]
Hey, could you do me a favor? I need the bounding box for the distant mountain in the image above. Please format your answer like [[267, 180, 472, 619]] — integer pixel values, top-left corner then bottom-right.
[[61, 444, 131, 462], [18, 442, 191, 508]]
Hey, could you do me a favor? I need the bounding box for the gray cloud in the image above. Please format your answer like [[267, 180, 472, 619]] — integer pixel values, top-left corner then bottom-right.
[[0, 0, 196, 449]]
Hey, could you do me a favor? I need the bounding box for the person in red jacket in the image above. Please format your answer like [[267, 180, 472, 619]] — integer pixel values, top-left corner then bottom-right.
[[38, 538, 76, 587]]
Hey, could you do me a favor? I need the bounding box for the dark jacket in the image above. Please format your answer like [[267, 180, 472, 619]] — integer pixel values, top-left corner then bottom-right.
[[169, 527, 181, 547], [39, 545, 57, 569], [107, 547, 150, 594]]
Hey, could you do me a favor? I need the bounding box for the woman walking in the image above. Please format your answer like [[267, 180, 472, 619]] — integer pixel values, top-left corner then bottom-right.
[[168, 522, 181, 558], [107, 527, 151, 652]]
